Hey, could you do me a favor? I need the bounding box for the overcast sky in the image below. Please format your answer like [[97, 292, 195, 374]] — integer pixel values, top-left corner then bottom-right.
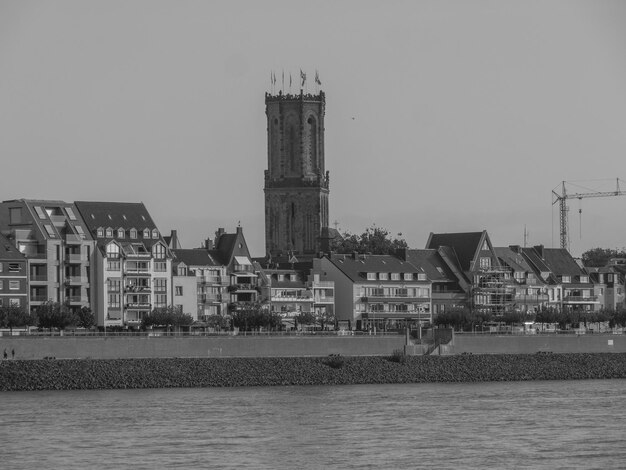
[[2, 0, 626, 257]]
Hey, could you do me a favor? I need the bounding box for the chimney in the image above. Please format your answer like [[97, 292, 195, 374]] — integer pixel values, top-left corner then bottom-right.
[[236, 225, 243, 234], [205, 238, 214, 250], [352, 251, 358, 260], [170, 230, 179, 249]]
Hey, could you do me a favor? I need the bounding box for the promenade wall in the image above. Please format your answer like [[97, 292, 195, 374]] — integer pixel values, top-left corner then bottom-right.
[[448, 334, 626, 355], [0, 335, 406, 360]]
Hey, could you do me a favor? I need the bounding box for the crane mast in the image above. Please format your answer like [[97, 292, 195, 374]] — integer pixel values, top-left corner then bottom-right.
[[552, 179, 626, 250]]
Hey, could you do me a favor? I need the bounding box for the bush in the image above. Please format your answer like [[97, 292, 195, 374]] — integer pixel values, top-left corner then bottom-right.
[[389, 348, 407, 364], [325, 354, 345, 369]]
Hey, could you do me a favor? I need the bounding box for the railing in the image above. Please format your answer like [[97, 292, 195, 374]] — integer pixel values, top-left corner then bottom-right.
[[124, 286, 151, 292], [271, 295, 314, 302], [67, 296, 89, 303], [314, 296, 334, 303], [125, 303, 152, 309], [65, 253, 84, 263], [361, 295, 429, 301], [30, 295, 49, 302], [563, 295, 599, 302], [65, 276, 88, 284], [30, 275, 47, 281], [308, 281, 334, 288]]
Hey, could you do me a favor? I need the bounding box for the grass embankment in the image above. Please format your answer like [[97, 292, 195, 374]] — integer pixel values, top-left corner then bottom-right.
[[2, 353, 626, 391]]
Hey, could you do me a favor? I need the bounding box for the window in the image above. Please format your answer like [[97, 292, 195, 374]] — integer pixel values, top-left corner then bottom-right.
[[479, 257, 491, 268], [97, 228, 104, 238], [108, 294, 121, 308], [278, 274, 285, 281], [417, 273, 427, 281], [153, 244, 166, 259], [562, 276, 571, 283], [178, 266, 187, 276], [154, 261, 167, 272], [0, 263, 2, 272], [390, 273, 400, 281], [9, 207, 22, 224], [175, 286, 183, 296], [154, 294, 167, 308], [367, 273, 376, 280], [106, 243, 120, 259], [34, 206, 47, 219], [580, 276, 589, 283], [44, 225, 56, 237], [75, 225, 86, 239], [143, 228, 150, 238], [117, 228, 125, 239], [608, 274, 614, 282], [8, 263, 20, 273], [0, 280, 3, 290], [9, 298, 20, 307], [105, 228, 113, 238], [9, 280, 20, 290], [404, 273, 413, 281], [107, 260, 120, 271], [154, 278, 167, 292], [65, 207, 77, 220], [130, 228, 137, 239], [379, 273, 388, 280], [152, 229, 159, 239]]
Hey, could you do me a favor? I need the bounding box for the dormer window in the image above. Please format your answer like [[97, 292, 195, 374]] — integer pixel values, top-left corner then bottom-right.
[[130, 228, 137, 239], [404, 273, 413, 281], [417, 273, 427, 281], [391, 273, 401, 281], [106, 242, 120, 259], [152, 243, 166, 260], [143, 228, 150, 238], [97, 227, 104, 238], [117, 228, 125, 239], [562, 276, 571, 283], [278, 274, 285, 281], [580, 275, 589, 283], [152, 229, 159, 239], [379, 273, 388, 280], [105, 227, 113, 238], [367, 272, 376, 280]]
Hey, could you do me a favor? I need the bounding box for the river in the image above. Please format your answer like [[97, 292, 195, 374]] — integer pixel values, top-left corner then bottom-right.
[[1, 380, 625, 469]]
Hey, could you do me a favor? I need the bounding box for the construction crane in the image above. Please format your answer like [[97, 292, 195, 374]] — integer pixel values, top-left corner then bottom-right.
[[552, 179, 626, 250]]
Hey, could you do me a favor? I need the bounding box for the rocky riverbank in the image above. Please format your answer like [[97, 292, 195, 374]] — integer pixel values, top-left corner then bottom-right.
[[2, 353, 626, 391]]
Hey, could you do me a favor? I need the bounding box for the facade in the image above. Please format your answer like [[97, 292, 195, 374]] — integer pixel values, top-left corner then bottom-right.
[[426, 231, 515, 315], [398, 248, 467, 316], [74, 201, 172, 328], [495, 246, 549, 313], [315, 253, 431, 331], [171, 247, 228, 321], [264, 90, 330, 258], [0, 233, 29, 311], [0, 199, 95, 315], [258, 267, 313, 328]]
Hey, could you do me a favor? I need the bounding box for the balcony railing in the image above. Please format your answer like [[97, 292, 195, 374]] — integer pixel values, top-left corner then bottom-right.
[[30, 295, 49, 302], [314, 295, 334, 304], [361, 295, 429, 302], [125, 303, 152, 309], [308, 281, 334, 288], [124, 286, 151, 292], [65, 253, 84, 263], [563, 295, 599, 302], [271, 294, 314, 302], [198, 276, 227, 285], [30, 274, 47, 281], [67, 296, 89, 303], [65, 276, 88, 284], [199, 294, 222, 302]]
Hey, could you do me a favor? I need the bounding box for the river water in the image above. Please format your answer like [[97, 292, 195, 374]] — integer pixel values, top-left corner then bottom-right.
[[1, 380, 625, 469]]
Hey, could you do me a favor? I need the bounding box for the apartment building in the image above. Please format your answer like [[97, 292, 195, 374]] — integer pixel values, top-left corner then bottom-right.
[[0, 199, 95, 315], [316, 253, 431, 331], [74, 201, 172, 328]]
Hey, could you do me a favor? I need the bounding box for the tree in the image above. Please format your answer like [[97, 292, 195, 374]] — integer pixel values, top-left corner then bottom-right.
[[316, 308, 336, 330], [231, 302, 281, 331], [295, 311, 316, 329], [142, 306, 193, 330], [205, 314, 230, 331], [0, 305, 35, 333], [333, 225, 408, 255], [34, 301, 78, 330], [581, 247, 626, 267], [76, 306, 95, 329]]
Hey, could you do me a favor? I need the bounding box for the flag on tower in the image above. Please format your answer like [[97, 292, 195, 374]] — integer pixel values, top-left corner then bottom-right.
[[300, 69, 306, 87], [315, 70, 321, 85]]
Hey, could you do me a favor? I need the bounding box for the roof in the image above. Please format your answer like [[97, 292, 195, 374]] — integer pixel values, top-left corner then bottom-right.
[[494, 246, 532, 273], [426, 232, 485, 271], [541, 248, 586, 276], [74, 201, 165, 250], [172, 249, 223, 267], [327, 253, 423, 283], [402, 249, 456, 282]]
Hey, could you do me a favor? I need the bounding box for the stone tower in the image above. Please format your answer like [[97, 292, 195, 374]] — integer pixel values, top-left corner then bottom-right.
[[264, 89, 329, 258]]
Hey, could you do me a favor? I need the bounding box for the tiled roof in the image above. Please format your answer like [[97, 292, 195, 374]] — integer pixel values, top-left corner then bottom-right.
[[426, 232, 484, 271], [541, 248, 585, 276], [74, 201, 164, 249], [328, 253, 422, 283], [173, 249, 223, 267], [402, 249, 456, 282], [494, 247, 532, 272]]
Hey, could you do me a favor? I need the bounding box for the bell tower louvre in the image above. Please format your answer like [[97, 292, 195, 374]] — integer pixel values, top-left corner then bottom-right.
[[264, 85, 330, 259]]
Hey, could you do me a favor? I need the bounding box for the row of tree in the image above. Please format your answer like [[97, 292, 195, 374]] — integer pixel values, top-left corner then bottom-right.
[[0, 302, 96, 332], [434, 307, 626, 331]]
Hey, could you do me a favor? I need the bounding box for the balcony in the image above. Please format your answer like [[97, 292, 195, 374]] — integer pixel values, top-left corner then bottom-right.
[[308, 281, 334, 288], [198, 276, 228, 285], [228, 284, 257, 292], [125, 303, 152, 309], [271, 294, 314, 302], [361, 294, 428, 302], [65, 276, 88, 285], [65, 253, 85, 264], [199, 294, 222, 303], [124, 286, 151, 293], [30, 274, 47, 282], [563, 295, 599, 303], [30, 295, 49, 303], [67, 296, 89, 304], [314, 295, 334, 304], [124, 268, 151, 275]]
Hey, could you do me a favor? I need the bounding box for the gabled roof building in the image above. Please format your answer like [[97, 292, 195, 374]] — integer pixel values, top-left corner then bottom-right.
[[74, 201, 172, 328]]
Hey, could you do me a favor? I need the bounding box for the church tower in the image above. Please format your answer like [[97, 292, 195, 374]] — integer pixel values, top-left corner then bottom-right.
[[264, 89, 329, 258]]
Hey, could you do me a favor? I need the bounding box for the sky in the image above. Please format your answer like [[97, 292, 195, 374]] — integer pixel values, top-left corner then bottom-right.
[[1, 0, 626, 258]]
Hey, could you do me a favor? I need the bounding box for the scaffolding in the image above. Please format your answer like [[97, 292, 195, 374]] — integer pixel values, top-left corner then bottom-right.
[[471, 266, 516, 315]]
